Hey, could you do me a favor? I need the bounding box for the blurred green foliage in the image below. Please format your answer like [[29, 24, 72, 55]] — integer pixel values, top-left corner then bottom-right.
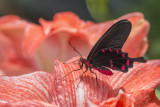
[[156, 87, 160, 100], [86, 0, 111, 22]]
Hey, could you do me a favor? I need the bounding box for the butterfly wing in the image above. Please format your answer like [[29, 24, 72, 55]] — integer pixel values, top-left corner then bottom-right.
[[92, 48, 130, 72], [92, 48, 146, 72], [94, 66, 113, 75], [87, 20, 132, 64]]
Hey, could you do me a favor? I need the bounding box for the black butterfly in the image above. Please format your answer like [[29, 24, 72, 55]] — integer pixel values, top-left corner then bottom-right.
[[64, 19, 146, 88]]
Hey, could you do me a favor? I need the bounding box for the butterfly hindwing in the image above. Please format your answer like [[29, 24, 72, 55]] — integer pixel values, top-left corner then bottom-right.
[[92, 48, 135, 72], [93, 66, 113, 75]]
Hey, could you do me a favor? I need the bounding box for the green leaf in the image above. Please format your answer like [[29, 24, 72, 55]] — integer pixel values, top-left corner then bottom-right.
[[156, 87, 160, 100], [86, 0, 111, 22]]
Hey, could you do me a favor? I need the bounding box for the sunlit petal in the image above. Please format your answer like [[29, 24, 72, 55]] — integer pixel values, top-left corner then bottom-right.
[[0, 100, 57, 107], [109, 60, 160, 106], [0, 71, 52, 103], [52, 57, 115, 106]]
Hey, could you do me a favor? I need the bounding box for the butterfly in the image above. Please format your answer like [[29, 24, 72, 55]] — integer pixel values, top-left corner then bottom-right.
[[64, 19, 146, 88]]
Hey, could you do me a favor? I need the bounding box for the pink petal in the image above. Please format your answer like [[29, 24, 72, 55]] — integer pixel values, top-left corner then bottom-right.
[[53, 57, 160, 106], [53, 57, 115, 106], [39, 11, 94, 36], [39, 12, 94, 62], [52, 57, 137, 106], [0, 100, 57, 107], [121, 12, 150, 57], [52, 11, 93, 29], [0, 32, 38, 76], [80, 12, 149, 57], [0, 15, 45, 75], [109, 60, 160, 106], [0, 71, 52, 104], [0, 15, 21, 24], [0, 15, 45, 57], [89, 90, 135, 107], [38, 12, 149, 70], [22, 24, 45, 57]]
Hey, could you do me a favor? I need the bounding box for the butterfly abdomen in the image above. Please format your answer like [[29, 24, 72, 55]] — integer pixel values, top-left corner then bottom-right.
[[82, 59, 92, 67], [81, 58, 113, 75]]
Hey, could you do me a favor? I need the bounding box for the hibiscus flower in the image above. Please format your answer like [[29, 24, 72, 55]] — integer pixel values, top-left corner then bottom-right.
[[0, 12, 159, 107]]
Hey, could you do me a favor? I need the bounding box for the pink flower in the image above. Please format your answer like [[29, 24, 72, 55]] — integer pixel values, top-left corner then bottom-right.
[[53, 58, 160, 106], [39, 12, 149, 62], [0, 12, 149, 76], [0, 58, 160, 106], [0, 12, 158, 106], [0, 15, 45, 76]]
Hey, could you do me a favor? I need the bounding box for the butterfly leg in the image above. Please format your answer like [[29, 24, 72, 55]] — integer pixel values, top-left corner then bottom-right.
[[59, 60, 84, 80], [89, 67, 100, 88], [76, 64, 88, 89]]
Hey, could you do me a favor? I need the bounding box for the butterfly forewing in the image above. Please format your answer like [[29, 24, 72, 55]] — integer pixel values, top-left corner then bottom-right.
[[87, 20, 132, 64]]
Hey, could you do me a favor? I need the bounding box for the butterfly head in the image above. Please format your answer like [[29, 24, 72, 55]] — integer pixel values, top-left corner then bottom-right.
[[80, 57, 83, 61]]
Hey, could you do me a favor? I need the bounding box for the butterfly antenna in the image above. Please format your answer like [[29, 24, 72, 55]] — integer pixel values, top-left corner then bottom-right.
[[69, 41, 82, 57]]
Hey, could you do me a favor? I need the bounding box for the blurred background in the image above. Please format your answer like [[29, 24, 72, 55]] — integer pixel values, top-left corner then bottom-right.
[[0, 0, 160, 60], [0, 0, 160, 98]]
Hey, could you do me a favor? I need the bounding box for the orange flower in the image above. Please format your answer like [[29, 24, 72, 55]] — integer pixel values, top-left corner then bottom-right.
[[0, 15, 45, 76], [0, 58, 160, 106], [53, 57, 160, 107], [37, 11, 149, 72], [0, 12, 149, 75], [0, 71, 57, 106], [39, 11, 149, 62], [0, 12, 157, 106]]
